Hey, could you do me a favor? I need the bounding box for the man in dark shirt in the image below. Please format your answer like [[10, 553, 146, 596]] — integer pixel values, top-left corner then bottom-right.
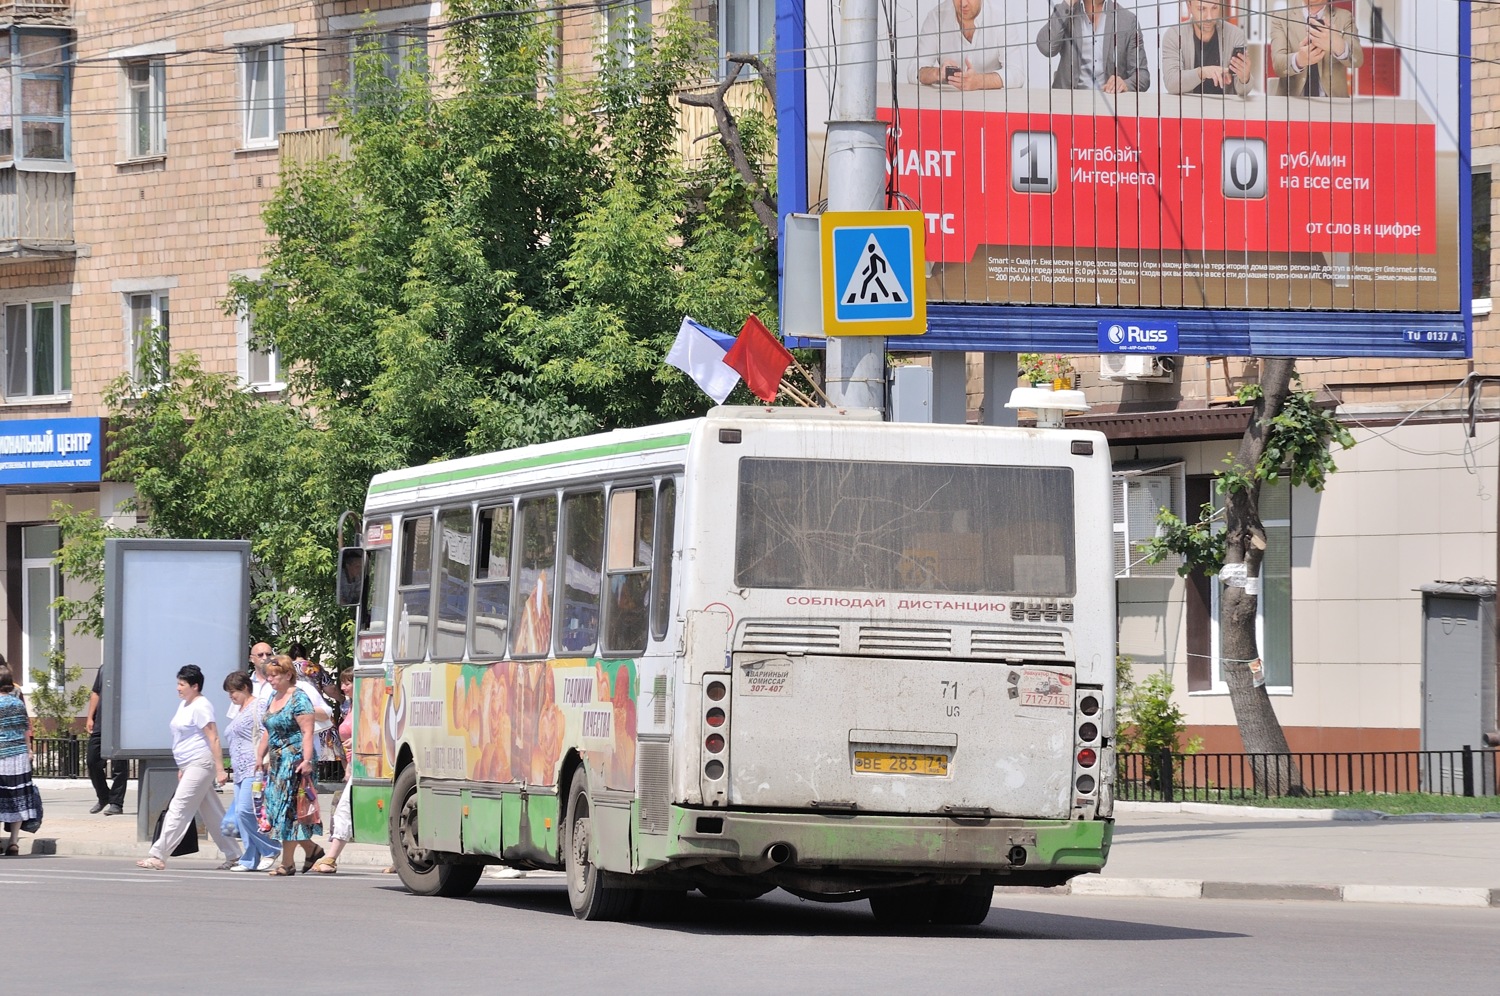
[[85, 669, 127, 815]]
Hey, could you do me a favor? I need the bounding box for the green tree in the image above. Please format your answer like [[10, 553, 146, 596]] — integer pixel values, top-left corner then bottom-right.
[[1145, 360, 1354, 794]]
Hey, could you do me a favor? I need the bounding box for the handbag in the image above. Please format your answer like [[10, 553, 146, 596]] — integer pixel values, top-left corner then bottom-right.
[[19, 783, 42, 834], [294, 772, 320, 825], [152, 810, 200, 856]]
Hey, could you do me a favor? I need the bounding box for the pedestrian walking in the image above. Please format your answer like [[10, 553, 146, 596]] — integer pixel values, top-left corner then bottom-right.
[[84, 668, 127, 816], [221, 671, 278, 872], [288, 641, 340, 764], [0, 663, 41, 856], [256, 655, 324, 875], [135, 665, 242, 871], [309, 669, 355, 874]]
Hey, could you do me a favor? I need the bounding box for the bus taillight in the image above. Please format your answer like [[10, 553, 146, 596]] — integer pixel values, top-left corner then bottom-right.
[[706, 707, 726, 727], [1076, 748, 1097, 768], [706, 680, 727, 701], [1078, 694, 1100, 716], [705, 733, 726, 754]]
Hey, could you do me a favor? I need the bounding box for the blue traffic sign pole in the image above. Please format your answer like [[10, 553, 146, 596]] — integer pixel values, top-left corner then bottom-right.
[[823, 0, 886, 414]]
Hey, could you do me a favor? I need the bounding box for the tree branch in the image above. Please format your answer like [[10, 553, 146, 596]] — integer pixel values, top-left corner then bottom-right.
[[679, 57, 778, 238]]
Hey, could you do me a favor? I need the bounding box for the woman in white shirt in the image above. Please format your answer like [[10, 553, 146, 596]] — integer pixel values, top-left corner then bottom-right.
[[136, 664, 242, 870]]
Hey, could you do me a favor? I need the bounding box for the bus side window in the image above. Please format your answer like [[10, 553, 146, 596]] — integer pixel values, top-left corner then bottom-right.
[[472, 503, 513, 658], [511, 495, 558, 658], [650, 478, 677, 641], [559, 491, 604, 656], [359, 538, 392, 658], [602, 485, 654, 656], [396, 513, 435, 661], [434, 506, 472, 661]]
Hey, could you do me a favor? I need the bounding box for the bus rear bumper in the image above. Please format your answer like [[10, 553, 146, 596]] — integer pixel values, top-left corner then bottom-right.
[[664, 807, 1111, 877]]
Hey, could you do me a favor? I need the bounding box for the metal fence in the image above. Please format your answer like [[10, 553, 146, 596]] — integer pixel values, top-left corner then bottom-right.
[[1117, 747, 1500, 802], [31, 737, 343, 785]]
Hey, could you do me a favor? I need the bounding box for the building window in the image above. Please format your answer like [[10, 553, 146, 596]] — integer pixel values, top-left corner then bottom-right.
[[0, 30, 71, 162], [125, 58, 165, 158], [128, 290, 169, 385], [720, 0, 773, 72], [4, 300, 69, 399], [241, 43, 285, 147], [19, 524, 61, 690], [239, 313, 281, 390], [603, 0, 652, 68], [1204, 479, 1292, 694], [351, 25, 428, 90], [1474, 169, 1491, 309]]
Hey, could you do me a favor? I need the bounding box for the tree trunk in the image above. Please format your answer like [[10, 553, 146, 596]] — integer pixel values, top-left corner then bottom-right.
[[1220, 357, 1305, 795]]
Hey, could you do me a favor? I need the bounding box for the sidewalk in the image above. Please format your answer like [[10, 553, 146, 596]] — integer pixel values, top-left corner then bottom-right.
[[16, 781, 1500, 907], [1080, 801, 1500, 908], [24, 778, 391, 868]]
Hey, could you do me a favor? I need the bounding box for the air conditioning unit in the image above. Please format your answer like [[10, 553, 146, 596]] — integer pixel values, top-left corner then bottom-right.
[[1112, 461, 1186, 579], [1100, 354, 1176, 382]]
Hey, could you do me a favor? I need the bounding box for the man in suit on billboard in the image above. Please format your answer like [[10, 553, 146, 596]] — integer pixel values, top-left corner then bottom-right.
[[1270, 1, 1363, 97], [1036, 0, 1151, 94], [1161, 0, 1253, 96], [912, 0, 1025, 90]]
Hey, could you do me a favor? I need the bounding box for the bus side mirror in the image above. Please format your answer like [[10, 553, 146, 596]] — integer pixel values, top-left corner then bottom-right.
[[337, 547, 366, 607]]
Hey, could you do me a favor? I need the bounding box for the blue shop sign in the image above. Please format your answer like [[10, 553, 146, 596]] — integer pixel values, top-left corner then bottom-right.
[[1098, 319, 1179, 354], [0, 417, 103, 485]]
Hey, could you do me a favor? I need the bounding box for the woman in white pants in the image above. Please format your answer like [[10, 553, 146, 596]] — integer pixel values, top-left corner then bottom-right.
[[136, 664, 242, 870]]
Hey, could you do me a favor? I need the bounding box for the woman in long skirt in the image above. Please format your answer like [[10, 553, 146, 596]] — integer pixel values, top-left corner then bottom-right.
[[0, 664, 40, 856], [256, 656, 323, 875]]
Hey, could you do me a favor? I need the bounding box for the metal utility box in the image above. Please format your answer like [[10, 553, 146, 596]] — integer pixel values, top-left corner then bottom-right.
[[1419, 581, 1498, 795]]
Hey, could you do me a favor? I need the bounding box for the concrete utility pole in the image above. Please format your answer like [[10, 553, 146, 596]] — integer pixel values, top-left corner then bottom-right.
[[823, 0, 887, 412]]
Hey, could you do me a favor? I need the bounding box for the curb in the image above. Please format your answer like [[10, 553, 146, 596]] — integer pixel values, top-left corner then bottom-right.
[[1115, 801, 1500, 822], [23, 837, 396, 867], [1063, 874, 1500, 908]]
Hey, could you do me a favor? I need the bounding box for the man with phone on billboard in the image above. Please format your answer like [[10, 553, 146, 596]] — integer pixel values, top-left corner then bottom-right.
[[912, 0, 1025, 90], [1161, 0, 1252, 96], [1036, 0, 1151, 93], [1270, 1, 1363, 97]]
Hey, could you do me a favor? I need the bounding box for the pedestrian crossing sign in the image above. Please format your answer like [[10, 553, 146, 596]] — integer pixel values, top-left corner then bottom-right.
[[820, 210, 927, 336]]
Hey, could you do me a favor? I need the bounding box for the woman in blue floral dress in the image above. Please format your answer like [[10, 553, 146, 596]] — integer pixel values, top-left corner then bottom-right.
[[255, 656, 323, 875]]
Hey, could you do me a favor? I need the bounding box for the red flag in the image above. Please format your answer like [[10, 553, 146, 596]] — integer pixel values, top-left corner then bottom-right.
[[724, 314, 793, 403]]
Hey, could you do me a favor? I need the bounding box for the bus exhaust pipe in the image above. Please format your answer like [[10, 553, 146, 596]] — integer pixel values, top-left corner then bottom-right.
[[1008, 846, 1028, 867], [765, 843, 793, 865]]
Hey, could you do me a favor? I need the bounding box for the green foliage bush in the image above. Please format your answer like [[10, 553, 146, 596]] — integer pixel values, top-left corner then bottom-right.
[[1117, 664, 1201, 789]]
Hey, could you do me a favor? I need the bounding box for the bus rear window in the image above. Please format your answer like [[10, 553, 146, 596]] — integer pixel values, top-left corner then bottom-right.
[[734, 458, 1076, 596]]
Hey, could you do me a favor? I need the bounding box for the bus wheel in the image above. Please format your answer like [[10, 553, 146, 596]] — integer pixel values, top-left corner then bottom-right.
[[564, 767, 637, 921], [928, 882, 995, 926], [389, 765, 482, 898], [868, 887, 936, 925]]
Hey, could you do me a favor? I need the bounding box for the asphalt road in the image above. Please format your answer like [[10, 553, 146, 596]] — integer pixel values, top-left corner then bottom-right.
[[8, 856, 1498, 993]]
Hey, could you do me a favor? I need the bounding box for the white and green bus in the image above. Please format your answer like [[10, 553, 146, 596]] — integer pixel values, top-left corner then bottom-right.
[[342, 406, 1115, 922]]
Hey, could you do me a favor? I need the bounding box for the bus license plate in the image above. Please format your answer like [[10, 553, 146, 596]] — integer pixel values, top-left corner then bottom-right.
[[853, 751, 949, 776]]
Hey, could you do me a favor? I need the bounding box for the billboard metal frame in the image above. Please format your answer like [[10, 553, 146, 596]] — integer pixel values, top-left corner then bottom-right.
[[778, 0, 1473, 359]]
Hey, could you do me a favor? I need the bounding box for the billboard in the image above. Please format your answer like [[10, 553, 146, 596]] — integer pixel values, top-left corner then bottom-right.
[[782, 0, 1469, 357]]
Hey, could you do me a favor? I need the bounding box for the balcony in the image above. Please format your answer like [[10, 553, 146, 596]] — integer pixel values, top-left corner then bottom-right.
[[0, 0, 71, 23], [280, 127, 351, 168], [0, 166, 76, 259]]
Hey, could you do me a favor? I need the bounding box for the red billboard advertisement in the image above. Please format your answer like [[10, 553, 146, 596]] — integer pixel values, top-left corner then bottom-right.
[[798, 1, 1462, 318]]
